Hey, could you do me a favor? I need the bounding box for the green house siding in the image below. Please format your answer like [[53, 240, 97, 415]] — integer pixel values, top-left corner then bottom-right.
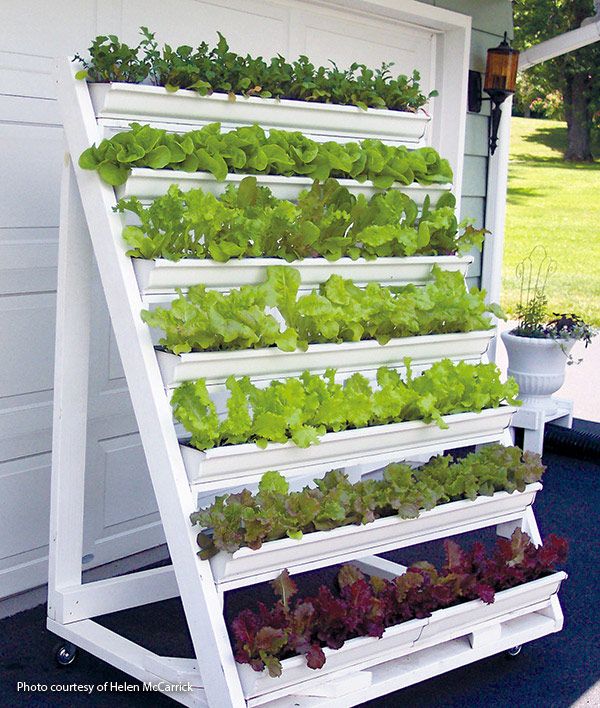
[[420, 0, 513, 290]]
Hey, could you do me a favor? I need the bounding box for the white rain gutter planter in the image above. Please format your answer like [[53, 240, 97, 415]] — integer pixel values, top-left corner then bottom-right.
[[208, 483, 542, 588], [157, 330, 493, 388], [237, 571, 566, 699], [89, 82, 431, 145], [180, 407, 516, 484], [115, 169, 451, 205], [239, 614, 428, 699], [132, 254, 473, 295], [417, 571, 565, 644]]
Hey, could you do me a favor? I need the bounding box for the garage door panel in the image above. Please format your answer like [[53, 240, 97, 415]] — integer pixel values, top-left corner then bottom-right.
[[99, 433, 158, 528], [0, 390, 53, 450], [290, 9, 435, 96], [0, 124, 63, 228], [0, 53, 56, 102], [0, 453, 51, 559], [108, 330, 126, 383], [0, 93, 60, 125], [0, 1, 96, 57], [0, 293, 56, 398], [120, 0, 289, 56], [0, 228, 58, 295]]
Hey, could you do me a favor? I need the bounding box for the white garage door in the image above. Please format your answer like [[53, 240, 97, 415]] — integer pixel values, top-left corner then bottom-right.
[[0, 0, 464, 598]]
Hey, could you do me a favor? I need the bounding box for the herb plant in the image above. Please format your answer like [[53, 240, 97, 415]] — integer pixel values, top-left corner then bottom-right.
[[191, 444, 544, 558], [231, 529, 567, 676], [543, 313, 595, 347], [171, 359, 519, 451], [116, 178, 483, 261], [511, 246, 596, 359], [143, 265, 502, 355], [74, 28, 156, 83], [75, 28, 436, 112], [79, 122, 453, 187]]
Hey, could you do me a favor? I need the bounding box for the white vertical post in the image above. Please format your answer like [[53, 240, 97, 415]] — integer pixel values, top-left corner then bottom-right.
[[482, 95, 513, 362], [431, 23, 472, 211], [47, 159, 92, 619], [521, 506, 543, 546], [496, 504, 543, 546]]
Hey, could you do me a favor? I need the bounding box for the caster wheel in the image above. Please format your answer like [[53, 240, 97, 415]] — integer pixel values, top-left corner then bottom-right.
[[54, 642, 78, 667], [505, 645, 522, 659]]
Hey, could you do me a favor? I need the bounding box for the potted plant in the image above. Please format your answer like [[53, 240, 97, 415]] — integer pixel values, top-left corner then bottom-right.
[[501, 247, 595, 415]]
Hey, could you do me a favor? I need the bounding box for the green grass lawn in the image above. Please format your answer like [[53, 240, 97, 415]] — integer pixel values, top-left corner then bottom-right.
[[502, 117, 600, 325]]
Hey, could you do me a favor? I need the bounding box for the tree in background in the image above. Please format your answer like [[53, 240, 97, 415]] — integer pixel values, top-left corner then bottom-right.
[[513, 72, 560, 119], [513, 0, 600, 161]]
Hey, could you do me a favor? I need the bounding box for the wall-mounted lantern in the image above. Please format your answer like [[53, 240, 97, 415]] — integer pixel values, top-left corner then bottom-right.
[[467, 32, 519, 155], [484, 32, 519, 155]]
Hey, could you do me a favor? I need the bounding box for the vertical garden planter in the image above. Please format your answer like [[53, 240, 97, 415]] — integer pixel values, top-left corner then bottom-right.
[[237, 572, 567, 699], [156, 330, 493, 388], [209, 483, 542, 589], [181, 407, 516, 485], [132, 254, 473, 295], [90, 83, 431, 145], [115, 169, 452, 205], [48, 37, 565, 707]]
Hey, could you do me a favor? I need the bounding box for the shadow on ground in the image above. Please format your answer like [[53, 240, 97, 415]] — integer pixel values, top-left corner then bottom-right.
[[512, 121, 600, 165], [505, 181, 546, 206]]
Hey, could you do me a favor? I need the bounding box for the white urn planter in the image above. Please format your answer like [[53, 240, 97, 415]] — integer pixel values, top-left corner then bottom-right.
[[501, 331, 575, 415]]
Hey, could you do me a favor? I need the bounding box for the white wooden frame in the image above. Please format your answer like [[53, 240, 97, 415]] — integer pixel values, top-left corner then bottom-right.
[[311, 0, 473, 206], [47, 4, 563, 703]]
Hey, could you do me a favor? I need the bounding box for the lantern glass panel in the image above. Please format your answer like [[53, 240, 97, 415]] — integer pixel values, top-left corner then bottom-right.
[[484, 48, 519, 93]]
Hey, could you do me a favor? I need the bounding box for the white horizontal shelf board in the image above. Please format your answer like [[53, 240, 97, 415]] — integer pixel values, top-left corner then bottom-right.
[[182, 407, 516, 487], [90, 83, 431, 145], [239, 571, 566, 699], [47, 618, 208, 705], [209, 483, 542, 588], [510, 398, 573, 430], [116, 170, 452, 206], [133, 255, 473, 296], [157, 330, 493, 388]]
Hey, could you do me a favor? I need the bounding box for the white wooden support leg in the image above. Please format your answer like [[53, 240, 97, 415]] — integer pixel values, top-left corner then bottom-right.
[[496, 506, 542, 546], [495, 518, 522, 541], [520, 506, 543, 546], [522, 426, 545, 456], [552, 400, 574, 430], [501, 427, 514, 447], [48, 159, 92, 621], [56, 59, 246, 708], [344, 462, 380, 483], [353, 556, 408, 580], [541, 594, 565, 630]]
